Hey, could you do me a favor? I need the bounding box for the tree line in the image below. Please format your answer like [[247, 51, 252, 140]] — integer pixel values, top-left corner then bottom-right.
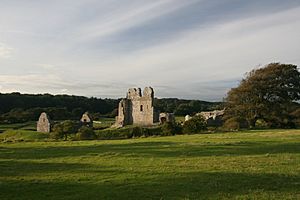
[[0, 93, 221, 123]]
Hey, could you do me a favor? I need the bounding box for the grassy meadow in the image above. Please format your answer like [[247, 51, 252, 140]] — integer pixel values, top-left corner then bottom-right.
[[0, 129, 299, 200]]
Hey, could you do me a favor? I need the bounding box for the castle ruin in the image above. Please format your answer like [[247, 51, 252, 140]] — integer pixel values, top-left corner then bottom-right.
[[37, 112, 51, 133], [159, 113, 175, 124], [80, 112, 93, 127], [114, 87, 159, 127]]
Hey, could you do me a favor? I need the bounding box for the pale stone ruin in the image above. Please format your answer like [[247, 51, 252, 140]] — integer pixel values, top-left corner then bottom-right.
[[198, 109, 225, 121], [37, 112, 51, 133], [114, 87, 160, 127], [159, 113, 175, 124], [80, 112, 93, 127], [185, 109, 225, 126], [185, 115, 192, 121]]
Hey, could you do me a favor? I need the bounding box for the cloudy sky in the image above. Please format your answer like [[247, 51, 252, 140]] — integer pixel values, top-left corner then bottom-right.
[[0, 0, 300, 101]]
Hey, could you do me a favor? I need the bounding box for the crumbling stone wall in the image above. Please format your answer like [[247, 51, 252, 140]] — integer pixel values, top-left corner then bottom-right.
[[37, 112, 51, 133], [114, 87, 159, 127], [159, 113, 175, 124], [80, 112, 93, 127], [194, 109, 225, 126]]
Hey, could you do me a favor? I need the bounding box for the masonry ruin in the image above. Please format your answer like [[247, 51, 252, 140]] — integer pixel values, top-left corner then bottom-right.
[[37, 112, 51, 133], [185, 109, 225, 126], [80, 112, 93, 127], [114, 87, 160, 127], [159, 113, 175, 124]]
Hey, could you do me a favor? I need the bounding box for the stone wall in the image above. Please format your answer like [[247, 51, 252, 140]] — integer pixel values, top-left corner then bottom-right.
[[159, 113, 175, 124], [37, 112, 51, 133], [80, 112, 93, 127]]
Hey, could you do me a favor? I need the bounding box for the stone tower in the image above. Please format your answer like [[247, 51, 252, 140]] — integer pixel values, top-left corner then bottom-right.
[[37, 112, 51, 133], [114, 87, 159, 127]]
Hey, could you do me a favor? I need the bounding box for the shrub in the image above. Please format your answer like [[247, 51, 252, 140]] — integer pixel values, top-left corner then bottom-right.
[[255, 119, 269, 129], [51, 120, 79, 140], [182, 115, 207, 134], [131, 126, 142, 138], [291, 108, 300, 128], [161, 122, 182, 136], [76, 126, 95, 140], [223, 117, 248, 131], [95, 127, 133, 139], [50, 124, 64, 139]]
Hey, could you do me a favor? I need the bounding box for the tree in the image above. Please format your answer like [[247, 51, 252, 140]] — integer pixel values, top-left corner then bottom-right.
[[51, 123, 64, 139], [51, 120, 78, 140], [182, 115, 207, 134], [224, 63, 300, 128], [161, 122, 182, 136], [62, 120, 78, 139], [174, 103, 193, 116]]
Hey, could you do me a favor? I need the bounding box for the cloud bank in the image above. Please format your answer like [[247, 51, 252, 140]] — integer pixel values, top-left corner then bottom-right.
[[0, 0, 299, 101]]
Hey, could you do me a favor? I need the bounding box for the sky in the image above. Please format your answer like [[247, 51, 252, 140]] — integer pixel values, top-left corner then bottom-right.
[[0, 0, 300, 101]]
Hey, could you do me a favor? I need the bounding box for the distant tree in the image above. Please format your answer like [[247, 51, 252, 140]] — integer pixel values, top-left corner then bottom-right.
[[224, 63, 300, 128], [51, 120, 78, 140], [72, 108, 85, 119], [174, 104, 193, 116], [182, 115, 207, 134]]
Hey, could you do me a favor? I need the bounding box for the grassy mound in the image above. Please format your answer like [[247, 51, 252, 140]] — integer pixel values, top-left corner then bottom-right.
[[0, 130, 49, 142]]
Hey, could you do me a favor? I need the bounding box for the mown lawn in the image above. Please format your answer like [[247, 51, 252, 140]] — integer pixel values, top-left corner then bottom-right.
[[0, 130, 299, 200]]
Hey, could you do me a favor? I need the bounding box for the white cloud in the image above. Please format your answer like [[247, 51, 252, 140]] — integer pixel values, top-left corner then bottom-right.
[[0, 43, 14, 58], [73, 0, 200, 42]]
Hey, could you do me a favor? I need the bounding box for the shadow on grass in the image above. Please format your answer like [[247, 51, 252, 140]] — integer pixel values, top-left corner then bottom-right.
[[0, 171, 299, 200], [0, 141, 299, 160], [0, 160, 121, 177]]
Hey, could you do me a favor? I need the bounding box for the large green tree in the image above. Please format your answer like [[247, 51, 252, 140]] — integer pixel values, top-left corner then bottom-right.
[[224, 63, 300, 128]]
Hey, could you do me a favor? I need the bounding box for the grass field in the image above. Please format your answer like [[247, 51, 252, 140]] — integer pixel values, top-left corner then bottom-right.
[[0, 122, 37, 133], [0, 129, 299, 200]]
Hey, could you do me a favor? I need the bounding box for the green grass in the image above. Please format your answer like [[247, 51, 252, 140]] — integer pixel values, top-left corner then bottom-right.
[[0, 129, 299, 200], [0, 130, 49, 142], [0, 122, 37, 133], [93, 118, 115, 129]]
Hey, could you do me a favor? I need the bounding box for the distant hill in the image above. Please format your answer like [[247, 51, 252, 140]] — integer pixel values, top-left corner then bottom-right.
[[0, 93, 222, 123]]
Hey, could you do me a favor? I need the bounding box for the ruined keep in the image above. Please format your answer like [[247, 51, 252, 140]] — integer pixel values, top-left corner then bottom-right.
[[37, 112, 51, 133], [80, 112, 93, 127], [114, 87, 159, 127]]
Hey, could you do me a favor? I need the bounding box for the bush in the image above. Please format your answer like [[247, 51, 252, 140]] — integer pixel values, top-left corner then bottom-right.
[[95, 127, 133, 139], [182, 115, 207, 134], [95, 125, 164, 139], [291, 108, 300, 128], [51, 120, 79, 140], [130, 126, 142, 138], [50, 124, 64, 139], [255, 119, 269, 129], [76, 126, 95, 140], [223, 117, 248, 131], [161, 122, 182, 136]]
